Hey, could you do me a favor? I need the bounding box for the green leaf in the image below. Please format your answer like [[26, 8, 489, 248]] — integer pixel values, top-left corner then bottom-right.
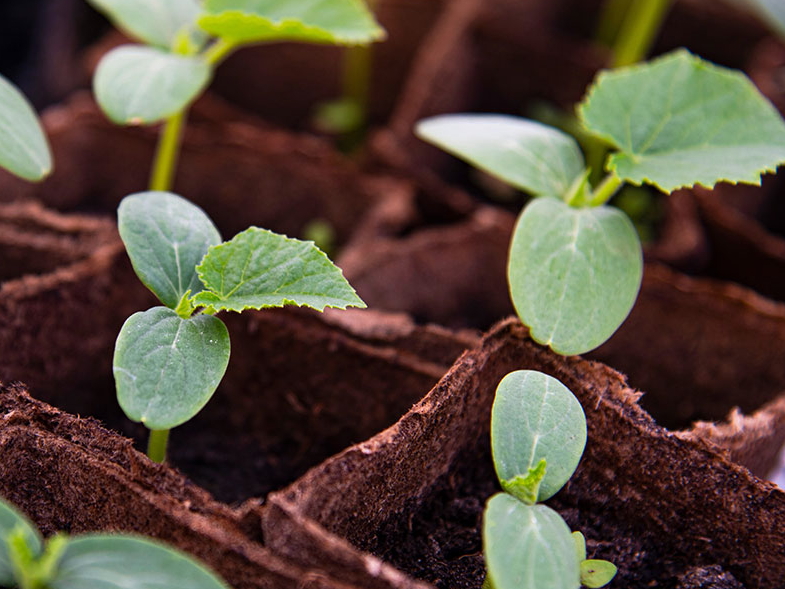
[[118, 192, 222, 309], [484, 495, 580, 589], [0, 73, 52, 181], [50, 535, 229, 589], [0, 499, 42, 586], [415, 114, 586, 199], [197, 0, 385, 45], [572, 531, 587, 562], [113, 307, 230, 430], [85, 0, 202, 48], [94, 45, 210, 125], [192, 227, 366, 312], [580, 560, 618, 588], [508, 197, 642, 355], [501, 459, 547, 505], [492, 371, 586, 502], [579, 49, 785, 193]]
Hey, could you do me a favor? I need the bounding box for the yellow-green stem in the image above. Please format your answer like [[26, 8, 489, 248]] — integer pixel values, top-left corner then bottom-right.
[[610, 0, 673, 68], [203, 38, 238, 66], [147, 429, 170, 463], [149, 110, 186, 192], [589, 172, 624, 207], [594, 0, 633, 47]]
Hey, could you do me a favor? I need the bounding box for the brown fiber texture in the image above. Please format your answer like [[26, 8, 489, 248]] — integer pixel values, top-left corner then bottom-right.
[[267, 318, 785, 589]]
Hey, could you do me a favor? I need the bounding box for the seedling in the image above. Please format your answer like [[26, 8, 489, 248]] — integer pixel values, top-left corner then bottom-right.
[[0, 73, 52, 182], [86, 0, 385, 191], [417, 49, 785, 355], [484, 370, 616, 589], [113, 191, 365, 462], [0, 495, 228, 589]]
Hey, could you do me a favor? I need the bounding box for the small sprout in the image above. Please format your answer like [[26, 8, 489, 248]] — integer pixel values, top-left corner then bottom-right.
[[417, 49, 785, 355], [501, 458, 547, 506], [581, 559, 618, 588], [0, 495, 229, 589], [114, 192, 365, 461]]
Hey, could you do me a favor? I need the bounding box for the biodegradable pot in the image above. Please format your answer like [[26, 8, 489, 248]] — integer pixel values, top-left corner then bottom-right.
[[265, 318, 785, 589]]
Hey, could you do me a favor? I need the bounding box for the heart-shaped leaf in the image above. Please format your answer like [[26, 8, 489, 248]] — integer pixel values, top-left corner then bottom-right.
[[492, 370, 586, 502], [416, 114, 585, 199], [0, 499, 42, 586], [94, 45, 210, 125], [50, 535, 229, 589], [85, 0, 202, 48], [192, 227, 366, 312], [113, 307, 230, 430], [508, 197, 642, 355], [484, 495, 580, 589], [0, 73, 52, 181], [198, 0, 385, 45], [579, 49, 785, 192], [118, 192, 222, 309]]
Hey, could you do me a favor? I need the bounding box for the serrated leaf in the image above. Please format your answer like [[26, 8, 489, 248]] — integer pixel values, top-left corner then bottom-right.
[[192, 227, 366, 312], [85, 0, 202, 48], [118, 192, 222, 309], [0, 499, 42, 586], [416, 114, 585, 198], [579, 49, 785, 192], [0, 73, 52, 181], [484, 495, 580, 589], [581, 559, 618, 589], [94, 45, 210, 125], [508, 197, 642, 355], [198, 0, 385, 45], [492, 371, 586, 502], [50, 535, 229, 589], [113, 307, 230, 430]]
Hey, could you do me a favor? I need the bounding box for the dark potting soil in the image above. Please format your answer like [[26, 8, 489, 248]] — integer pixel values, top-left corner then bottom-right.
[[364, 443, 747, 589]]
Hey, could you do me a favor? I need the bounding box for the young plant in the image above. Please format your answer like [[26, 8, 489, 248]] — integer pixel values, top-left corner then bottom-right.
[[0, 495, 228, 589], [484, 370, 616, 589], [0, 73, 52, 182], [86, 0, 385, 191], [114, 191, 365, 462], [417, 49, 785, 356]]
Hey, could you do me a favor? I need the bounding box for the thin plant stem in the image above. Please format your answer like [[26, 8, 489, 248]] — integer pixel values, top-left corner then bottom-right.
[[594, 0, 632, 48], [342, 42, 373, 125], [589, 172, 623, 207], [203, 38, 237, 66], [147, 429, 170, 463], [149, 110, 186, 192], [610, 0, 673, 68]]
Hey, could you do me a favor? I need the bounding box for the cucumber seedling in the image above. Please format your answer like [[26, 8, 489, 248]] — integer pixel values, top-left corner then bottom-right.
[[86, 0, 385, 192], [0, 73, 52, 182], [113, 191, 366, 463], [417, 49, 785, 356], [0, 495, 228, 589]]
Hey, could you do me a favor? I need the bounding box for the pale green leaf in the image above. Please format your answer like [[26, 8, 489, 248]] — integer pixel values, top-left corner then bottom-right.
[[94, 45, 210, 125], [508, 197, 642, 355], [572, 531, 587, 562], [192, 227, 366, 312], [492, 371, 586, 502], [85, 0, 202, 48], [579, 49, 785, 192], [113, 307, 230, 430], [415, 114, 585, 198], [118, 192, 222, 309], [484, 495, 580, 589], [0, 498, 42, 586], [0, 73, 52, 181], [581, 560, 618, 588], [197, 0, 385, 45], [51, 535, 229, 589]]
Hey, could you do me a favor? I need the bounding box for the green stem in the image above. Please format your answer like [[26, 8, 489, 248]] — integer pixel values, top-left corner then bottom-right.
[[149, 110, 186, 192], [589, 172, 624, 207], [203, 38, 237, 66], [147, 429, 170, 463], [594, 0, 633, 47], [342, 42, 373, 126], [610, 0, 673, 68]]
